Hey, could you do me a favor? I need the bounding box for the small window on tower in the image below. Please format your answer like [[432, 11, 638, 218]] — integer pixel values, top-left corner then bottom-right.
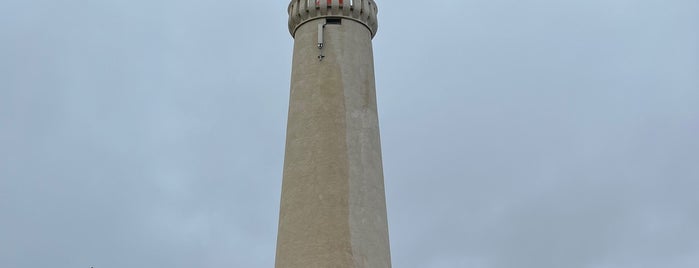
[[327, 18, 342, 25]]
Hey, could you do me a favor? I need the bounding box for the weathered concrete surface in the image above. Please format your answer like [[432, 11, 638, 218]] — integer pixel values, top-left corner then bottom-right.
[[275, 9, 391, 268]]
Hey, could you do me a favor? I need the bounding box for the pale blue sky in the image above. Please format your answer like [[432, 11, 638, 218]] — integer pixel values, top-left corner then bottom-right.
[[1, 0, 698, 267]]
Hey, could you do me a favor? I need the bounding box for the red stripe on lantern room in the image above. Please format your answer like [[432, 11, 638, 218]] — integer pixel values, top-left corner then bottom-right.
[[316, 0, 344, 5]]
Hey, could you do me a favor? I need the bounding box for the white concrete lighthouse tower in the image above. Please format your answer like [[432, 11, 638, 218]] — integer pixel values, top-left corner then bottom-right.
[[275, 0, 391, 267]]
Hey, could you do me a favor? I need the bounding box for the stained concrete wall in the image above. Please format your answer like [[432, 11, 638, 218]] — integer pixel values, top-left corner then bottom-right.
[[275, 14, 391, 268]]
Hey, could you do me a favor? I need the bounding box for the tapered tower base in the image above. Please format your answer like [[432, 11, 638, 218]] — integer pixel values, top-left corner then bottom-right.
[[275, 1, 390, 268]]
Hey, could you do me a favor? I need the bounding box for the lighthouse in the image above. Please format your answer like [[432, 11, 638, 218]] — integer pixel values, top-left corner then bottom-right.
[[275, 0, 391, 267]]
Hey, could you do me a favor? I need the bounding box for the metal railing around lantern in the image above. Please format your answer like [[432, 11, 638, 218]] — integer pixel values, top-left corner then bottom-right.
[[288, 0, 379, 38]]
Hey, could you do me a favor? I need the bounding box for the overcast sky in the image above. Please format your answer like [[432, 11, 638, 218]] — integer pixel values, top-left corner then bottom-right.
[[1, 0, 698, 267]]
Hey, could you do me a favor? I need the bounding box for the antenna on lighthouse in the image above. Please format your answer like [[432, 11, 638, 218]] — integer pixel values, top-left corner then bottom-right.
[[317, 20, 326, 61], [317, 22, 325, 49]]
